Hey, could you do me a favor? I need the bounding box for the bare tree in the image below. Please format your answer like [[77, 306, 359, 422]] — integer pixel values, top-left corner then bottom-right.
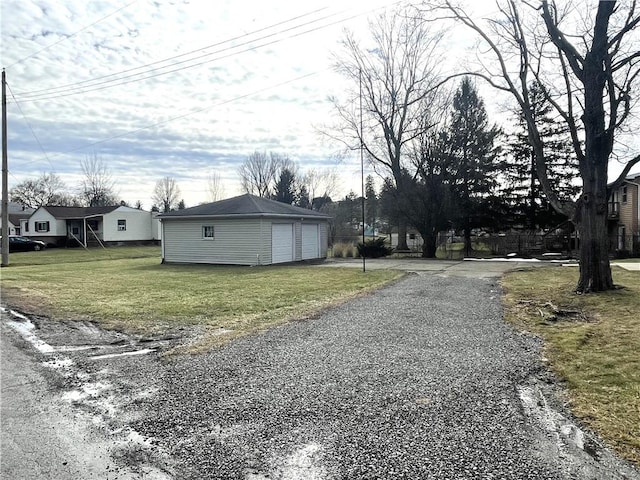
[[326, 9, 448, 250], [80, 153, 118, 207], [301, 168, 339, 203], [206, 171, 226, 202], [425, 0, 640, 292], [238, 151, 294, 198], [152, 177, 181, 213], [10, 173, 72, 208]]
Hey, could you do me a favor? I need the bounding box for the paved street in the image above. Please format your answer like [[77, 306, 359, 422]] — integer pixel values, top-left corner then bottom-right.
[[1, 260, 639, 479]]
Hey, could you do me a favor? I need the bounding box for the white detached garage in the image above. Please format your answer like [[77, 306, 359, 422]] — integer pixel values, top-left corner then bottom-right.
[[158, 194, 330, 266]]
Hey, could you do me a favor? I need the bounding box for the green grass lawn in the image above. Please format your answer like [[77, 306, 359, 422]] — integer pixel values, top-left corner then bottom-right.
[[0, 246, 403, 351], [502, 266, 640, 465]]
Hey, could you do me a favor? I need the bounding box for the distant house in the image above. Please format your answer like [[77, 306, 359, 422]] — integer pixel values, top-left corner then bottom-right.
[[0, 202, 35, 236], [22, 205, 160, 247], [159, 194, 330, 266], [609, 173, 640, 253]]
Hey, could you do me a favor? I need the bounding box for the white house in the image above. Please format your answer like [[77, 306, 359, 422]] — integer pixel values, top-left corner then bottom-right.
[[0, 202, 34, 236], [159, 194, 330, 266], [22, 205, 160, 247]]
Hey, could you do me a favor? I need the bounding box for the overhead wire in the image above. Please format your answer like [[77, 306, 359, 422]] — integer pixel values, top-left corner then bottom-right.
[[5, 82, 55, 171], [52, 70, 327, 157], [12, 1, 406, 103], [14, 8, 343, 102], [9, 0, 409, 171], [13, 6, 329, 98]]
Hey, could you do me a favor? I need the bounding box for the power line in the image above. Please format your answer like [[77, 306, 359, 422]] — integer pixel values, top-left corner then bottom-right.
[[12, 1, 405, 103], [5, 82, 54, 171], [13, 6, 329, 98], [7, 0, 139, 69], [8, 0, 409, 176], [46, 69, 327, 159], [14, 7, 340, 102]]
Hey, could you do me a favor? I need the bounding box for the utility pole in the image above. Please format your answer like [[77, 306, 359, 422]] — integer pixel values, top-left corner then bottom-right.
[[359, 68, 366, 273], [1, 68, 9, 267]]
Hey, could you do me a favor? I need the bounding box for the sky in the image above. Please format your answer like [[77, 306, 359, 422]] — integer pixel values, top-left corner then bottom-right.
[[2, 0, 408, 208], [1, 1, 639, 210]]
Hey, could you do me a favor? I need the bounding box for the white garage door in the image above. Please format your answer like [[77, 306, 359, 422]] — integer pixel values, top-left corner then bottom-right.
[[272, 223, 294, 264], [301, 224, 319, 260]]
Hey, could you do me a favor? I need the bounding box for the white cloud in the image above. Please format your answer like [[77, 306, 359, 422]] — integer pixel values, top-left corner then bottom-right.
[[4, 0, 396, 207], [5, 1, 637, 209]]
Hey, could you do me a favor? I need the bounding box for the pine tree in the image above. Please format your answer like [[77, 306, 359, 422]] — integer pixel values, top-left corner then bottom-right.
[[364, 175, 378, 232], [503, 82, 580, 230], [443, 78, 502, 254], [296, 185, 311, 209], [273, 168, 297, 205]]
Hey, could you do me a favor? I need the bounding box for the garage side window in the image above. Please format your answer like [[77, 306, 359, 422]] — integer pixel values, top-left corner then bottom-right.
[[202, 225, 215, 239], [118, 219, 127, 231], [35, 221, 49, 232]]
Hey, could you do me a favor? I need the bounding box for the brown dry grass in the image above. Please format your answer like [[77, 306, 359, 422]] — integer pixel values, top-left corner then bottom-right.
[[502, 265, 640, 464]]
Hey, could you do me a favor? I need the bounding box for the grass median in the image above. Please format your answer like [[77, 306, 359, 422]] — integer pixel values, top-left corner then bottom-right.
[[0, 246, 403, 351], [502, 265, 640, 465]]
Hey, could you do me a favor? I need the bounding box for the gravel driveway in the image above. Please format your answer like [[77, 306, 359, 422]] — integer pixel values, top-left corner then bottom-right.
[[125, 271, 637, 479], [3, 264, 638, 479]]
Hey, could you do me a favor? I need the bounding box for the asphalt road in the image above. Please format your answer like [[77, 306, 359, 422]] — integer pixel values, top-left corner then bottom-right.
[[1, 260, 639, 479]]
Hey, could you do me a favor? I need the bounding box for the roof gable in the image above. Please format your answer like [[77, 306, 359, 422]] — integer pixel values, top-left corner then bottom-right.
[[159, 194, 330, 219]]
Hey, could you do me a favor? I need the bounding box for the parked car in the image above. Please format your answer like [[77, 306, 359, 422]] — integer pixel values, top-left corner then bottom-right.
[[4, 236, 47, 252]]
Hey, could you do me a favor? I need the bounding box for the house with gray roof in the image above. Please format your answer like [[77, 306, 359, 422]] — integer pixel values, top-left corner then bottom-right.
[[23, 205, 160, 247], [158, 194, 330, 265]]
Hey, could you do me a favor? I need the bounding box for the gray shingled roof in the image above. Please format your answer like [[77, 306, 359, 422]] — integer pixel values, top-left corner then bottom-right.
[[158, 194, 330, 219], [41, 206, 119, 219]]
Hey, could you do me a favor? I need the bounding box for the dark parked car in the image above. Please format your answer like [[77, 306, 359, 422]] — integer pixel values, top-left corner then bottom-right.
[[5, 236, 47, 252]]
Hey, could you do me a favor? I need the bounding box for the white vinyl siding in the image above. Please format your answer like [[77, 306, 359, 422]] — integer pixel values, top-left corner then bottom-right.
[[102, 207, 153, 242], [161, 217, 329, 265], [163, 218, 268, 265], [26, 208, 65, 237], [319, 222, 329, 258], [271, 223, 294, 264]]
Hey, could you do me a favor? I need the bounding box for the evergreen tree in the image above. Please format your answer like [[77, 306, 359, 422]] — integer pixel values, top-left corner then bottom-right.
[[364, 175, 378, 232], [443, 77, 502, 254], [296, 185, 311, 209], [502, 82, 580, 230], [273, 168, 297, 204]]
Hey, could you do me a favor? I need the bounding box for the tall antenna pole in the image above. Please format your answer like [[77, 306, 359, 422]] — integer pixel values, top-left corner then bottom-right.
[[359, 68, 366, 273], [1, 69, 9, 267]]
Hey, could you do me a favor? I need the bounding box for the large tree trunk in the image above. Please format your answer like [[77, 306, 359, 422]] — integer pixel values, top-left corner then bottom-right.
[[397, 219, 409, 251], [463, 226, 472, 257], [574, 172, 614, 293], [420, 232, 438, 258]]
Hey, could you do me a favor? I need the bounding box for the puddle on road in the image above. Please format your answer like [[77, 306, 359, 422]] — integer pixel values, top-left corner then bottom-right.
[[2, 307, 174, 478], [5, 310, 55, 354]]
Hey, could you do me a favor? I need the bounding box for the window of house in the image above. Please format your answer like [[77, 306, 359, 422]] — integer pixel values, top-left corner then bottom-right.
[[202, 226, 215, 239], [117, 219, 126, 231], [622, 186, 628, 203], [72, 227, 80, 235], [24, 222, 29, 232], [35, 221, 49, 232]]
